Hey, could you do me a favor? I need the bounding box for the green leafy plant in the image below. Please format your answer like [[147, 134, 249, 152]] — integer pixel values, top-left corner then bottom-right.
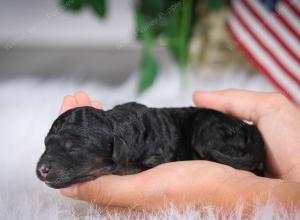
[[60, 0, 228, 93], [135, 0, 196, 92], [61, 0, 106, 18]]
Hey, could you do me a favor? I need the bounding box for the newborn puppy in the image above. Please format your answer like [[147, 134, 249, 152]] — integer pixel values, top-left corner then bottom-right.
[[37, 102, 265, 189]]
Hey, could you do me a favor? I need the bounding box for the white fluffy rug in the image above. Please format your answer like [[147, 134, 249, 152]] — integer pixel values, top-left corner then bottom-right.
[[1, 66, 298, 219]]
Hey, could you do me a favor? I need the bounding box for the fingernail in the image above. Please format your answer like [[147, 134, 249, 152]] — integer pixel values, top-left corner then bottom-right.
[[60, 185, 78, 199]]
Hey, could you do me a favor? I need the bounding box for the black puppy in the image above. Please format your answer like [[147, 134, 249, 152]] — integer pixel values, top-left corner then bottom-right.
[[37, 102, 265, 189]]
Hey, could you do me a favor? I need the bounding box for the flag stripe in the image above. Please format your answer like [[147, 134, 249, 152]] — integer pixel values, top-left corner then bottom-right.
[[228, 14, 300, 104], [283, 0, 300, 17], [245, 0, 300, 60], [276, 2, 300, 39], [280, 1, 300, 25], [278, 2, 300, 25], [232, 1, 300, 84]]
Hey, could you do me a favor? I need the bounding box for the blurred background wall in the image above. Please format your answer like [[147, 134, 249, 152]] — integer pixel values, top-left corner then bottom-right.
[[0, 0, 283, 92], [0, 0, 141, 84]]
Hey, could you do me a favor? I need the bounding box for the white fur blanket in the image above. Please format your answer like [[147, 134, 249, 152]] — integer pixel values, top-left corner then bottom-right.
[[1, 67, 298, 219]]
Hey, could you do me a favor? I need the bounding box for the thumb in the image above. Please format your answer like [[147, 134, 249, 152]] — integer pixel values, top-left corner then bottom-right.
[[192, 89, 279, 123], [60, 175, 142, 207]]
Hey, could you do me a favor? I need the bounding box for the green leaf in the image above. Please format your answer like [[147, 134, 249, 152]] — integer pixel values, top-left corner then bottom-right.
[[61, 0, 84, 11], [89, 0, 107, 18], [136, 0, 166, 17], [166, 0, 195, 70], [138, 48, 158, 93], [202, 0, 228, 11], [135, 0, 179, 40], [135, 10, 158, 93]]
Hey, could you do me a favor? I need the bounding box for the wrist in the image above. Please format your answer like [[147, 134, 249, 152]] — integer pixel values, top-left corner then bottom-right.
[[213, 171, 300, 214], [281, 162, 300, 183], [265, 178, 300, 207]]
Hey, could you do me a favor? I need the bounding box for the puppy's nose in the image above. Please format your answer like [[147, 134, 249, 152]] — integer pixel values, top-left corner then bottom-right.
[[38, 164, 52, 178]]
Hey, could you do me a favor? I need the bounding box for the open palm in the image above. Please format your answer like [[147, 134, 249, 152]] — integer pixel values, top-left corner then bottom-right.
[[60, 92, 259, 210]]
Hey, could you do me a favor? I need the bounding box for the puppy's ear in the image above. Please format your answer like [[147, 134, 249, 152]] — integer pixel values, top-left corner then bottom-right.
[[112, 136, 131, 165], [142, 155, 163, 168], [142, 148, 167, 168]]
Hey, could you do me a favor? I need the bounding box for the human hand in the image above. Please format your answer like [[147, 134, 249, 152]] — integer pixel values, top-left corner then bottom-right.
[[58, 91, 249, 210], [193, 89, 300, 182], [59, 91, 102, 115], [59, 157, 263, 212], [58, 90, 300, 212]]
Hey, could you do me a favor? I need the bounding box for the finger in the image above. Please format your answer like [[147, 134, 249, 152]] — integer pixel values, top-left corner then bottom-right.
[[91, 100, 102, 109], [74, 91, 92, 107], [59, 95, 77, 115], [192, 89, 274, 123], [60, 175, 142, 208]]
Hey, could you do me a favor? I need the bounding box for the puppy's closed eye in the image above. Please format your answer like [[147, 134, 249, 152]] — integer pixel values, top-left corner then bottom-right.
[[64, 140, 82, 154], [64, 140, 73, 149]]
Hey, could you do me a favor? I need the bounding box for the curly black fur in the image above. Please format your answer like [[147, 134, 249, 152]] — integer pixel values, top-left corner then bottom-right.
[[36, 102, 265, 188]]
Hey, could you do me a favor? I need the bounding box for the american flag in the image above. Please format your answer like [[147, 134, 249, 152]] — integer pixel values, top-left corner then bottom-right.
[[227, 0, 300, 105]]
